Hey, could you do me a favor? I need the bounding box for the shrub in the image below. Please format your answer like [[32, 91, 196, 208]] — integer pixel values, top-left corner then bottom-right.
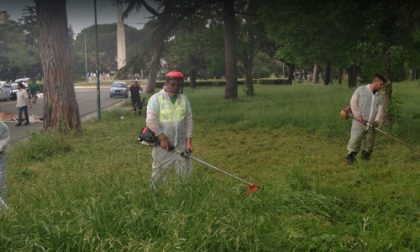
[[12, 133, 72, 161], [154, 79, 245, 88], [255, 78, 290, 85]]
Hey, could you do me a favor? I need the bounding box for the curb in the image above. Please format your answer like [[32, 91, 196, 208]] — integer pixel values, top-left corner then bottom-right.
[[9, 100, 128, 146]]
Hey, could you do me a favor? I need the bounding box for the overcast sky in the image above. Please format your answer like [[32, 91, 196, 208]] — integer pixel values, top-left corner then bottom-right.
[[0, 0, 151, 34]]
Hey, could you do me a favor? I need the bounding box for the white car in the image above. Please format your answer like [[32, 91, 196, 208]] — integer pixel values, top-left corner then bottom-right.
[[0, 81, 12, 101], [109, 81, 129, 98]]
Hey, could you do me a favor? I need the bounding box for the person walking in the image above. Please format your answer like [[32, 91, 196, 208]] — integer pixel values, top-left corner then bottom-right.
[[0, 120, 10, 209], [129, 80, 143, 115], [146, 71, 193, 189], [16, 82, 31, 126], [346, 73, 387, 164]]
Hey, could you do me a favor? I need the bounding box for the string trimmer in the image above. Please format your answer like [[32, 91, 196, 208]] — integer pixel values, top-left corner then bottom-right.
[[138, 127, 259, 195], [340, 106, 417, 150]]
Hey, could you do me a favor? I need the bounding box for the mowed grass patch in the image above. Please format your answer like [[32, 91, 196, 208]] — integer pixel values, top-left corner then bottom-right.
[[1, 83, 419, 250]]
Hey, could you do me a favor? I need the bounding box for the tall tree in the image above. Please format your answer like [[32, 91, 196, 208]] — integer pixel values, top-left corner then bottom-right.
[[124, 0, 211, 94], [0, 11, 41, 80], [73, 24, 143, 79], [237, 0, 269, 96], [223, 0, 237, 99], [166, 16, 209, 88], [35, 0, 81, 132]]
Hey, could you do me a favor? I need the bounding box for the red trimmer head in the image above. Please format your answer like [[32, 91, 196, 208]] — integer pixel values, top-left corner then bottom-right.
[[245, 183, 258, 195]]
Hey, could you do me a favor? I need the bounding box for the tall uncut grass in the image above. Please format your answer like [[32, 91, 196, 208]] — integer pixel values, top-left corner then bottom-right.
[[1, 82, 419, 251]]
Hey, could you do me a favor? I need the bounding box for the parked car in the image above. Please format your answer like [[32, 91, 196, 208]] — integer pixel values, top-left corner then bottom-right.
[[109, 81, 129, 98], [0, 81, 12, 101], [10, 82, 20, 100]]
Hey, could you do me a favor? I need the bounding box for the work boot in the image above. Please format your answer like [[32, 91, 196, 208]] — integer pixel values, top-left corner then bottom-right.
[[346, 152, 357, 164], [361, 150, 371, 161]]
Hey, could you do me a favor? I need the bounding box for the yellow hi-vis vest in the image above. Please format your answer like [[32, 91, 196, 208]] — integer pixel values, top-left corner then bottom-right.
[[157, 93, 187, 123]]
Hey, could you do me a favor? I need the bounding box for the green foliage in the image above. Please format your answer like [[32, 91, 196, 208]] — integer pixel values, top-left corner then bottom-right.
[[166, 16, 226, 79], [0, 18, 41, 80], [261, 0, 420, 84], [1, 83, 419, 250], [255, 78, 289, 85], [387, 93, 403, 124], [72, 24, 143, 79], [154, 79, 246, 88]]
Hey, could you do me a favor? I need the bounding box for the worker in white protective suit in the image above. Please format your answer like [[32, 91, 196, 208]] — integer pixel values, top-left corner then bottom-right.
[[146, 71, 193, 189], [0, 120, 10, 208], [346, 73, 387, 164]]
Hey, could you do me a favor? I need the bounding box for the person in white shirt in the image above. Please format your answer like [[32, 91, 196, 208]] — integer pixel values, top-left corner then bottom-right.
[[146, 71, 193, 190], [16, 82, 31, 126], [346, 73, 387, 164]]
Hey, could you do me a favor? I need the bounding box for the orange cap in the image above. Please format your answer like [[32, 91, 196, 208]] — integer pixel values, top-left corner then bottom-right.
[[165, 71, 184, 79]]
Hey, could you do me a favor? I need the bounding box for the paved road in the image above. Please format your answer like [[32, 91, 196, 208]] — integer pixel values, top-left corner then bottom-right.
[[0, 87, 128, 143]]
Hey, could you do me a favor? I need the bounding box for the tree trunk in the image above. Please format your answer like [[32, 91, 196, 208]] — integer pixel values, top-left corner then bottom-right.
[[409, 69, 415, 80], [146, 43, 163, 94], [312, 64, 319, 83], [287, 63, 295, 84], [244, 56, 254, 96], [223, 0, 238, 99], [189, 68, 197, 88], [35, 0, 81, 133], [338, 68, 343, 84], [382, 54, 393, 125], [324, 63, 331, 85], [145, 9, 175, 94], [298, 67, 303, 83], [348, 63, 357, 88]]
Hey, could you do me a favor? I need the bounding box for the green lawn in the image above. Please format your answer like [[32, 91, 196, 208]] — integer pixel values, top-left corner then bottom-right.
[[1, 82, 419, 251]]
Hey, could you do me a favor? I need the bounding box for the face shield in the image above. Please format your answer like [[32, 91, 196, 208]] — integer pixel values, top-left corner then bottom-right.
[[164, 70, 184, 94], [164, 78, 183, 94]]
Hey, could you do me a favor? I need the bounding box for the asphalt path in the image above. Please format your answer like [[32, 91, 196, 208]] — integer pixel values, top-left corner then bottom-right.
[[0, 87, 128, 143]]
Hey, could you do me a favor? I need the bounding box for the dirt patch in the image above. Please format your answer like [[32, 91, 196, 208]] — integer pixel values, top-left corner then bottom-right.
[[0, 112, 43, 123]]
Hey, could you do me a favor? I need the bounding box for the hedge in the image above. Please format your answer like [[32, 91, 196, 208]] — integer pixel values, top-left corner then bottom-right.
[[154, 78, 289, 88]]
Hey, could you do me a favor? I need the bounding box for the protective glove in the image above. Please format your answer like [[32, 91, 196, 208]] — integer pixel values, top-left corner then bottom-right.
[[186, 138, 193, 153], [158, 134, 170, 151], [355, 115, 363, 122]]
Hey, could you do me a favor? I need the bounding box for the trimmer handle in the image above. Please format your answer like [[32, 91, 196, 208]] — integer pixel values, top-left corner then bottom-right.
[[180, 151, 191, 159]]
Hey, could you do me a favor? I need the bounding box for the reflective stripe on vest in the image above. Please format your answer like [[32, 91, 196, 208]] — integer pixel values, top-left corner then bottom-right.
[[158, 94, 187, 123]]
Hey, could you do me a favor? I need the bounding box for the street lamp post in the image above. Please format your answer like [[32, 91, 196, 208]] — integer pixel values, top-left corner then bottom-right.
[[93, 0, 101, 121], [84, 33, 88, 82]]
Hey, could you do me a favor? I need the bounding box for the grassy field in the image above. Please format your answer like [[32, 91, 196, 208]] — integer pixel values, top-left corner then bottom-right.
[[1, 82, 419, 251]]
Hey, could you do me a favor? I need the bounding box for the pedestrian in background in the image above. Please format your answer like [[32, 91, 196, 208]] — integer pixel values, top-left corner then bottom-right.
[[0, 120, 10, 209], [130, 80, 143, 115], [16, 82, 31, 126]]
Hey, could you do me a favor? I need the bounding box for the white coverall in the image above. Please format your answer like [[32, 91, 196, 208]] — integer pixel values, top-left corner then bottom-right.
[[146, 90, 193, 189], [0, 121, 10, 208], [347, 85, 384, 154]]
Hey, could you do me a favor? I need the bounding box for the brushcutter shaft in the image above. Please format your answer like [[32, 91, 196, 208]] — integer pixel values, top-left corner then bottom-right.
[[176, 151, 253, 186], [348, 115, 416, 150], [372, 127, 416, 149]]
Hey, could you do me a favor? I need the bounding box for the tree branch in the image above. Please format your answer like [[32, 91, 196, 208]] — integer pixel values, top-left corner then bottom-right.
[[141, 0, 161, 17]]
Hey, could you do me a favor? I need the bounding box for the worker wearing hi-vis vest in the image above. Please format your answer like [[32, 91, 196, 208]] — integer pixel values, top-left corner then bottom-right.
[[346, 73, 387, 164], [146, 71, 193, 189]]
